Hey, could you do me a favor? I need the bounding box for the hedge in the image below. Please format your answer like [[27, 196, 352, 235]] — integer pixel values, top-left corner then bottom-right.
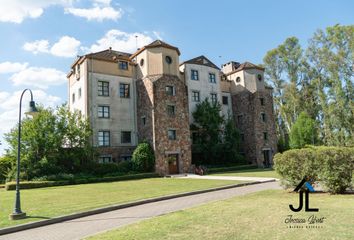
[[274, 146, 354, 193], [207, 164, 257, 174], [5, 172, 159, 191]]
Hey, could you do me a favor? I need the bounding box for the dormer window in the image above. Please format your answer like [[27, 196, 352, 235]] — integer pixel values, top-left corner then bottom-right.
[[165, 56, 172, 64], [119, 61, 128, 70], [257, 74, 262, 81]]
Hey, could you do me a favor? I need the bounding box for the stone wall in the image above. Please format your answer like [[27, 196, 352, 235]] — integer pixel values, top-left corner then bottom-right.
[[232, 88, 277, 166], [97, 146, 135, 162], [137, 74, 192, 175]]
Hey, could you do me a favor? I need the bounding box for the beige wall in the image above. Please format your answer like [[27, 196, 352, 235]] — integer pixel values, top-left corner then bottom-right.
[[87, 59, 133, 78], [135, 47, 180, 78]]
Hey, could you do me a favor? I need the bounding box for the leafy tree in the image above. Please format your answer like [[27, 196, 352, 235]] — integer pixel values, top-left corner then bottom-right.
[[289, 112, 317, 149], [222, 116, 243, 163], [131, 142, 155, 172], [192, 98, 224, 164], [4, 105, 94, 179], [264, 24, 353, 148]]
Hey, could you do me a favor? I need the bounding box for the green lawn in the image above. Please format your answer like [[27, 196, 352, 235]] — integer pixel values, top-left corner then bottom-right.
[[0, 178, 244, 229], [211, 168, 280, 178], [87, 189, 354, 240]]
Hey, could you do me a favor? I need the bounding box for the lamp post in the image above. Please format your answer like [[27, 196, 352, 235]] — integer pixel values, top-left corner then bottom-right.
[[9, 89, 38, 220]]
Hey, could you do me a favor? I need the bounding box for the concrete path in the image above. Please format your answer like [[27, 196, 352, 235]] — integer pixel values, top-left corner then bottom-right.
[[0, 181, 281, 240], [170, 173, 278, 182]]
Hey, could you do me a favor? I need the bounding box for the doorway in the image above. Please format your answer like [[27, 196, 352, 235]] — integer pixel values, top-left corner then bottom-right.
[[263, 150, 271, 168], [167, 154, 179, 174]]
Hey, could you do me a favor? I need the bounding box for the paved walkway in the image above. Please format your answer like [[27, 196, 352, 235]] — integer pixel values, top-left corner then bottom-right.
[[169, 173, 278, 182], [1, 181, 281, 240]]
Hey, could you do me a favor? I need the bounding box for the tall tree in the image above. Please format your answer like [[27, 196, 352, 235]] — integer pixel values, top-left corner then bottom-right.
[[4, 105, 93, 179], [289, 111, 317, 149]]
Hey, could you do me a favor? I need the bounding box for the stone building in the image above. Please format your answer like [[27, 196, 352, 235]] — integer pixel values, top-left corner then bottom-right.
[[67, 40, 277, 175]]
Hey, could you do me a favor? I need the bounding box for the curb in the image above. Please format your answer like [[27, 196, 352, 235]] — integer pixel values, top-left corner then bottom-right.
[[0, 179, 276, 236]]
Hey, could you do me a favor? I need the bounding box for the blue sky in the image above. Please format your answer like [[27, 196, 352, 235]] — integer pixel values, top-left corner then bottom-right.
[[0, 0, 353, 155]]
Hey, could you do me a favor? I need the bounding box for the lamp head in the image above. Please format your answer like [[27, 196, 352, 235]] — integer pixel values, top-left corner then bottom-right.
[[24, 100, 39, 117]]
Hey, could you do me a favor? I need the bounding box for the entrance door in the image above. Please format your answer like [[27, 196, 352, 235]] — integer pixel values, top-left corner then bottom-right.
[[263, 150, 271, 168], [168, 154, 179, 174]]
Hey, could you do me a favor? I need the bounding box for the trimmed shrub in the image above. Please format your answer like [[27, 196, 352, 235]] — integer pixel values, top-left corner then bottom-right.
[[5, 172, 160, 190], [132, 142, 155, 172], [274, 146, 354, 193]]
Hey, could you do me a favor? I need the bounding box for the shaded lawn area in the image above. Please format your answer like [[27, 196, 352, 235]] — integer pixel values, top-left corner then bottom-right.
[[87, 189, 354, 240], [211, 168, 280, 178], [0, 178, 244, 229]]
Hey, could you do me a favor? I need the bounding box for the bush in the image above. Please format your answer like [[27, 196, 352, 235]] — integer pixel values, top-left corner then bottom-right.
[[274, 146, 354, 193], [132, 142, 155, 172]]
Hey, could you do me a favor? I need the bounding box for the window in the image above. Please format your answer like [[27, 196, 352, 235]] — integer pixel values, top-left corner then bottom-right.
[[263, 132, 268, 140], [98, 81, 109, 96], [72, 93, 75, 103], [222, 96, 228, 105], [165, 56, 172, 64], [261, 113, 266, 122], [98, 106, 110, 118], [142, 116, 146, 125], [120, 83, 130, 98], [118, 61, 128, 70], [191, 70, 199, 80], [209, 73, 216, 83], [192, 91, 200, 102], [237, 115, 243, 124], [167, 105, 175, 116], [168, 130, 176, 140], [78, 88, 82, 99], [211, 93, 217, 104], [257, 74, 262, 81], [120, 155, 132, 161], [166, 85, 175, 96], [121, 131, 131, 144], [98, 155, 112, 163], [260, 98, 265, 106], [98, 131, 110, 146], [140, 59, 144, 66], [236, 77, 241, 83]]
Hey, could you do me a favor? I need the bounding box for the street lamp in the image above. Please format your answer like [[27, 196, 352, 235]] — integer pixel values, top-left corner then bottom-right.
[[9, 89, 38, 220]]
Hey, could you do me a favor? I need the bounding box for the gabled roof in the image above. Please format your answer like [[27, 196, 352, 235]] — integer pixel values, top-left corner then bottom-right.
[[180, 55, 220, 70], [224, 61, 265, 76], [71, 49, 131, 68], [130, 40, 180, 59]]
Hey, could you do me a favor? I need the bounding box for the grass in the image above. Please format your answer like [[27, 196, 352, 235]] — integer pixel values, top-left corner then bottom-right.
[[0, 178, 244, 229], [211, 168, 280, 178], [87, 189, 354, 240]]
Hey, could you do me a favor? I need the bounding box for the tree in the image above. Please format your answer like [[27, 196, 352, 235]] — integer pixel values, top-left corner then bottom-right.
[[192, 98, 224, 164], [4, 105, 94, 179], [131, 142, 155, 172], [289, 112, 317, 149], [222, 115, 243, 163]]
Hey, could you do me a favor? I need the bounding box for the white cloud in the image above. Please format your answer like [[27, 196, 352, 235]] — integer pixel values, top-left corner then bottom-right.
[[65, 0, 122, 21], [0, 0, 72, 24], [23, 36, 80, 57], [0, 62, 28, 74], [65, 6, 122, 21], [10, 67, 67, 89], [23, 40, 50, 54], [87, 29, 153, 53], [50, 36, 81, 57]]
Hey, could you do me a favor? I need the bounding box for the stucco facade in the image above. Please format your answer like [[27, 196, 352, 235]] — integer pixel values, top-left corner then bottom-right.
[[67, 40, 277, 174]]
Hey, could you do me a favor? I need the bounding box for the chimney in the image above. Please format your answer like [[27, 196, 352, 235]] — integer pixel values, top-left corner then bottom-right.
[[109, 47, 112, 53]]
